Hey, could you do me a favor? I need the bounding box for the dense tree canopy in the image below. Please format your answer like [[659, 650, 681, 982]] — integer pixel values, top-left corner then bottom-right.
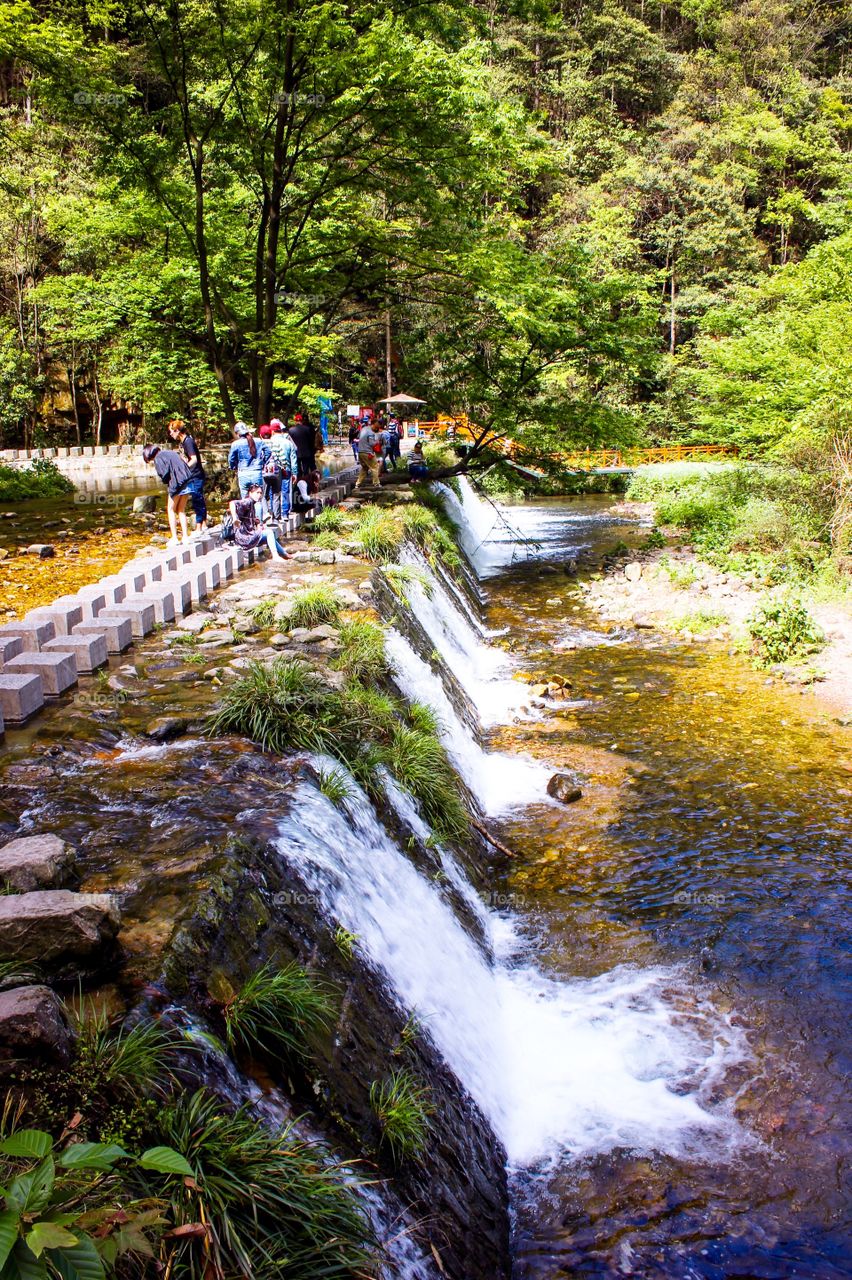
[[0, 0, 849, 456]]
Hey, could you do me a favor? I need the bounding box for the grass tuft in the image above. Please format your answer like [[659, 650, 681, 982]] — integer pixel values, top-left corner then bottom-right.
[[354, 506, 404, 562], [315, 763, 354, 806], [284, 582, 343, 629], [333, 618, 388, 680], [224, 962, 333, 1062], [369, 1069, 433, 1162]]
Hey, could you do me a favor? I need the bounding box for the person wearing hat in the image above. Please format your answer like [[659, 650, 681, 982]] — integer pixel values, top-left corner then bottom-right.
[[228, 421, 267, 514]]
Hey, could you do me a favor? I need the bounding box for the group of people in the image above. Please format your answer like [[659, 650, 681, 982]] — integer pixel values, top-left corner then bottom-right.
[[143, 405, 431, 547]]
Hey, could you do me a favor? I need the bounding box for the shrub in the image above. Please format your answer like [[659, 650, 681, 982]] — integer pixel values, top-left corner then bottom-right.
[[747, 595, 825, 666], [353, 506, 404, 562], [284, 582, 342, 629], [669, 609, 727, 634], [0, 460, 75, 502], [223, 962, 333, 1062], [71, 1011, 183, 1097], [369, 1069, 433, 1162], [333, 618, 388, 680], [729, 498, 792, 552], [158, 1090, 375, 1280]]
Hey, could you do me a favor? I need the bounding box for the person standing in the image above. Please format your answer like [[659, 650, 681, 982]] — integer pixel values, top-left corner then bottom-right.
[[270, 419, 298, 518], [142, 443, 193, 545], [387, 415, 402, 470], [288, 412, 315, 478], [167, 419, 207, 534], [348, 418, 360, 463], [258, 424, 284, 521], [355, 419, 381, 489], [228, 422, 264, 498]]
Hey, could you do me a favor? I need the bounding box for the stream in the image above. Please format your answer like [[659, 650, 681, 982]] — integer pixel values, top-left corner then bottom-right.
[[435, 483, 851, 1278], [0, 481, 848, 1278]]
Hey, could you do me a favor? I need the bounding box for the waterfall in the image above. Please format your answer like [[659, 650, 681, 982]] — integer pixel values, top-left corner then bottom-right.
[[435, 479, 525, 578], [275, 769, 748, 1170], [385, 627, 549, 816]]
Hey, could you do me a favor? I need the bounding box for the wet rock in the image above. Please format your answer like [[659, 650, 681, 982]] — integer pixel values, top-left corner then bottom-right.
[[531, 683, 549, 698], [144, 715, 192, 743], [132, 495, 157, 513], [632, 614, 655, 629], [0, 891, 120, 970], [302, 624, 339, 643], [0, 985, 74, 1066], [178, 614, 210, 634], [624, 562, 643, 582], [547, 773, 583, 804], [25, 544, 55, 558], [0, 834, 74, 892], [269, 633, 291, 648]]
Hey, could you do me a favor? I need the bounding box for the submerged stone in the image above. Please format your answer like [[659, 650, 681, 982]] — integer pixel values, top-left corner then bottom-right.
[[547, 773, 583, 804]]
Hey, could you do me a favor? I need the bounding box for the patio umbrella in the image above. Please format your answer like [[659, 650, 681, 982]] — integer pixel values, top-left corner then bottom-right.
[[376, 393, 426, 405]]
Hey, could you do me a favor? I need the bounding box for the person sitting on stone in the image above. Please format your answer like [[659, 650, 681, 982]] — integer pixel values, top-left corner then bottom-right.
[[229, 482, 290, 560]]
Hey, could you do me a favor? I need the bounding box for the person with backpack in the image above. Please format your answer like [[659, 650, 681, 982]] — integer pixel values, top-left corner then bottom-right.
[[258, 423, 285, 521], [270, 419, 298, 518], [167, 418, 207, 534]]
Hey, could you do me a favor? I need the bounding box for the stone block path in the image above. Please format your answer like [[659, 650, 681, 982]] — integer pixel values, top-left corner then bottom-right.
[[0, 465, 358, 733]]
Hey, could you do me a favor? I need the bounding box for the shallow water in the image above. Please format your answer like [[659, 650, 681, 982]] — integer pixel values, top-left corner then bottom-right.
[[470, 495, 851, 1278]]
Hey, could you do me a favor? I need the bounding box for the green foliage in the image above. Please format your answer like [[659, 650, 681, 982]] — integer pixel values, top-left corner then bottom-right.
[[312, 531, 340, 550], [334, 928, 358, 961], [283, 584, 343, 630], [0, 462, 74, 502], [382, 564, 434, 602], [747, 596, 825, 666], [382, 722, 469, 843], [249, 600, 278, 629], [311, 507, 347, 534], [157, 1091, 375, 1280], [669, 609, 728, 634], [333, 618, 388, 681], [0, 1109, 188, 1280], [368, 1070, 434, 1162], [70, 1012, 182, 1098], [353, 507, 404, 563], [315, 764, 355, 807], [208, 658, 358, 757], [223, 963, 333, 1063]]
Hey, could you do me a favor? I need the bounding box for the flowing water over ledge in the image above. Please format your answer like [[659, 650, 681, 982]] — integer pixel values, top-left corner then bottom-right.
[[435, 484, 851, 1279]]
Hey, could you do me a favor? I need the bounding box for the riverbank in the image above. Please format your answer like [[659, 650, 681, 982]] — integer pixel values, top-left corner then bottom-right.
[[579, 504, 852, 722]]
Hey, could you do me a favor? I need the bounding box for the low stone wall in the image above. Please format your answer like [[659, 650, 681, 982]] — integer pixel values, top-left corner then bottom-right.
[[0, 444, 233, 484]]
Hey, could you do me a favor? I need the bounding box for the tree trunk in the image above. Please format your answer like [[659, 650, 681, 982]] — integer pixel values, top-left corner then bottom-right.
[[385, 309, 393, 399], [669, 270, 676, 356], [192, 139, 236, 427], [68, 363, 82, 446]]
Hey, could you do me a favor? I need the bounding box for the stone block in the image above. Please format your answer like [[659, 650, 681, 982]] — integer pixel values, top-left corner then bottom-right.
[[0, 620, 56, 652], [0, 636, 23, 666], [0, 834, 74, 891], [73, 618, 132, 654], [96, 576, 129, 606], [6, 651, 77, 696], [120, 563, 158, 590], [196, 556, 221, 589], [0, 674, 44, 724], [99, 601, 155, 638], [123, 586, 175, 626], [68, 587, 108, 618], [25, 602, 84, 637], [44, 633, 108, 673], [159, 576, 192, 615], [24, 544, 55, 559]]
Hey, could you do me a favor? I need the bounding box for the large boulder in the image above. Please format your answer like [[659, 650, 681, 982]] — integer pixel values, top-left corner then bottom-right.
[[0, 891, 119, 970], [132, 494, 157, 513], [0, 834, 75, 892], [0, 985, 73, 1065]]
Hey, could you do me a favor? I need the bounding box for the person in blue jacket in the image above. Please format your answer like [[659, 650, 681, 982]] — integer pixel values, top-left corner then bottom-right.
[[228, 421, 269, 515]]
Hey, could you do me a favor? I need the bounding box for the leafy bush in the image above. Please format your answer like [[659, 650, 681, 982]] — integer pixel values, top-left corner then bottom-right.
[[369, 1070, 433, 1162], [729, 498, 793, 552], [747, 596, 825, 666], [158, 1091, 375, 1280], [284, 583, 342, 629], [0, 1110, 190, 1278], [0, 460, 75, 502], [223, 962, 333, 1062]]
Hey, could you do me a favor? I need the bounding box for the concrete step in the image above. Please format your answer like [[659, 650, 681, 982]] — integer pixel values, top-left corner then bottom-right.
[[44, 633, 108, 673], [99, 602, 156, 639], [5, 651, 78, 696], [0, 620, 56, 652], [0, 674, 44, 724], [74, 618, 133, 654], [25, 603, 84, 637]]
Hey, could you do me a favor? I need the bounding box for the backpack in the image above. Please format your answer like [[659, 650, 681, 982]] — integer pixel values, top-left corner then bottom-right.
[[263, 454, 281, 477], [220, 514, 235, 543]]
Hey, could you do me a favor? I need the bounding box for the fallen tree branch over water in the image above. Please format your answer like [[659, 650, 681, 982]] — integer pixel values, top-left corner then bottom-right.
[[471, 817, 516, 859]]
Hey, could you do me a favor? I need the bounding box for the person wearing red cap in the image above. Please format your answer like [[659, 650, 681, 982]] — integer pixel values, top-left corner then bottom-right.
[[270, 420, 298, 518]]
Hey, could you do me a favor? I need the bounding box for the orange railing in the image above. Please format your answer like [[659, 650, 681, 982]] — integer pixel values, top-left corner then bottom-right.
[[410, 421, 738, 471]]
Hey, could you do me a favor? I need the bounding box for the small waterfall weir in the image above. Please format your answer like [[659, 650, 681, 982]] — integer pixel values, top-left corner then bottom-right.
[[274, 481, 749, 1174]]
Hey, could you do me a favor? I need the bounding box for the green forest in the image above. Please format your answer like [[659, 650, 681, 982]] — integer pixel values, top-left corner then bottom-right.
[[0, 0, 850, 460]]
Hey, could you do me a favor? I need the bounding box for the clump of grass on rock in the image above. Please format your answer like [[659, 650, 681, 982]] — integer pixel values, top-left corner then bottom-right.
[[224, 961, 333, 1062], [283, 582, 343, 630], [369, 1068, 434, 1162]]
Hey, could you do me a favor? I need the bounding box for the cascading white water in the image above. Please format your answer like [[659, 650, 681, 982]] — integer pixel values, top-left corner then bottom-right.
[[396, 547, 526, 725], [385, 627, 550, 815], [275, 768, 748, 1170], [435, 479, 525, 578]]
